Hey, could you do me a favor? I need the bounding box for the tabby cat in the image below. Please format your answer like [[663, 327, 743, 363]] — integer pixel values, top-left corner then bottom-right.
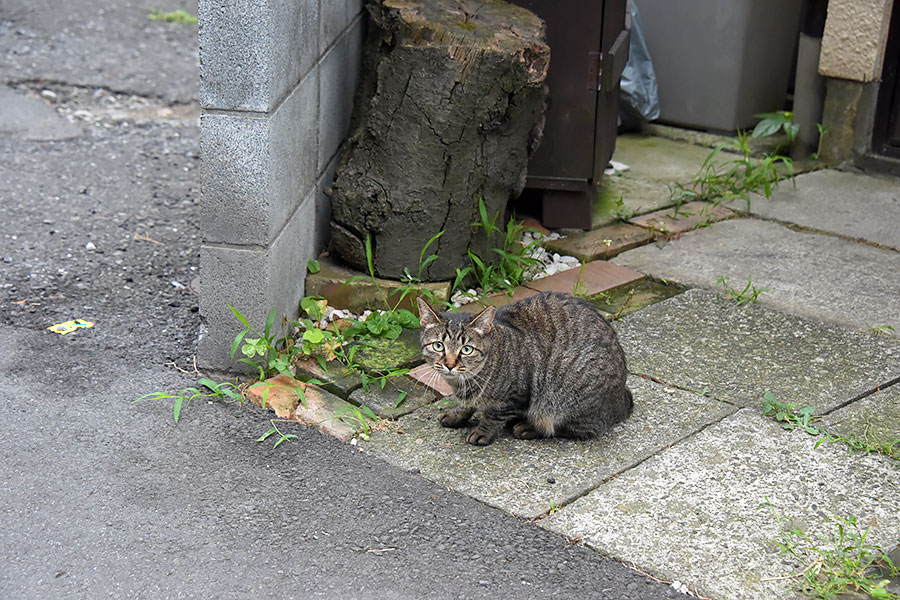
[[417, 292, 633, 446]]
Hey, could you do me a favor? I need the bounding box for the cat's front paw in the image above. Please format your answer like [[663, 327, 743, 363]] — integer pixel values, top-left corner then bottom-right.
[[438, 403, 474, 428], [466, 427, 496, 446]]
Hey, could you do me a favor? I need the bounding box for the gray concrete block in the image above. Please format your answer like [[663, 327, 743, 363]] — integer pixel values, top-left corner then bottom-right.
[[199, 190, 317, 371], [615, 289, 900, 412], [613, 218, 900, 336], [318, 17, 364, 173], [542, 408, 900, 600], [201, 69, 318, 246], [199, 0, 319, 112], [319, 0, 362, 55], [360, 375, 735, 519], [726, 169, 900, 250]]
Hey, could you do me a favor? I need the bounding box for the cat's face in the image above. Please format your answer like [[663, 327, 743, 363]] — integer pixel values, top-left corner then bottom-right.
[[417, 298, 495, 383]]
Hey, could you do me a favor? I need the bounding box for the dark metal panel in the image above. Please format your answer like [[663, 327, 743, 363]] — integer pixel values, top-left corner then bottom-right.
[[593, 0, 628, 183], [511, 0, 604, 181], [871, 0, 899, 156], [508, 0, 629, 228]]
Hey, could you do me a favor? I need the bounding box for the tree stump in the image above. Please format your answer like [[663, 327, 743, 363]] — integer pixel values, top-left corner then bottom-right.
[[329, 0, 549, 281]]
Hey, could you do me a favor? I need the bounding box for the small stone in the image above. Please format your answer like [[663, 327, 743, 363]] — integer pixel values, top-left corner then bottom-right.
[[85, 242, 96, 251], [40, 89, 58, 102], [546, 477, 556, 484]]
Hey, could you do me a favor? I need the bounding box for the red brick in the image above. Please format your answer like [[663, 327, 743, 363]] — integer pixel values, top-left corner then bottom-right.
[[246, 374, 361, 441], [457, 286, 539, 313], [524, 260, 644, 296], [629, 201, 733, 235], [407, 364, 454, 397]]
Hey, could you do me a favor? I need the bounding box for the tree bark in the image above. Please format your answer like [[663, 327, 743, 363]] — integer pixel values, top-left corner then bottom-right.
[[329, 0, 549, 281]]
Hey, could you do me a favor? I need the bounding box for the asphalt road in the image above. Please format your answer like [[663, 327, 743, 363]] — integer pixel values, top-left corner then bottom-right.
[[0, 2, 683, 598]]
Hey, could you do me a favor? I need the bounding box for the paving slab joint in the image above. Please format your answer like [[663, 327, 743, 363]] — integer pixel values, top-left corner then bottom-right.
[[737, 212, 900, 254], [821, 374, 900, 416]]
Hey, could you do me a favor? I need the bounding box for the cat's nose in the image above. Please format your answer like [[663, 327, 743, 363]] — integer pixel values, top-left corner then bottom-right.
[[444, 354, 458, 370]]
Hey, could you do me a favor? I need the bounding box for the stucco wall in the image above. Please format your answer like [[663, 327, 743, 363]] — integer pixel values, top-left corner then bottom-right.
[[819, 0, 894, 82]]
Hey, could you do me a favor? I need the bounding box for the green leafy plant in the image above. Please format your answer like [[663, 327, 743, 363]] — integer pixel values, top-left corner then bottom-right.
[[148, 9, 198, 25], [752, 111, 799, 143], [466, 197, 543, 296], [333, 404, 378, 441], [762, 390, 821, 435], [256, 419, 298, 448], [811, 123, 832, 162], [818, 425, 899, 461], [762, 391, 897, 460], [670, 131, 794, 210], [759, 498, 899, 600], [136, 378, 242, 423], [716, 273, 768, 305], [865, 325, 896, 337]]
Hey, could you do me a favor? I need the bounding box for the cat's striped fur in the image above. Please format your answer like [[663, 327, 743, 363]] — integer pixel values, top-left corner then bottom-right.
[[417, 292, 633, 446]]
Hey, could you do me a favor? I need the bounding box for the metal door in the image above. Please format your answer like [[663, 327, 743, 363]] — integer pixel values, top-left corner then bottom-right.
[[510, 0, 630, 228]]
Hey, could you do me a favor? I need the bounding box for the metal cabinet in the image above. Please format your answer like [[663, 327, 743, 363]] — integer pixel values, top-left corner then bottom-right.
[[510, 0, 630, 229]]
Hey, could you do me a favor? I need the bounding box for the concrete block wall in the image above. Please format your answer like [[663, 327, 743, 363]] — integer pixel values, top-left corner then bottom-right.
[[198, 0, 365, 370]]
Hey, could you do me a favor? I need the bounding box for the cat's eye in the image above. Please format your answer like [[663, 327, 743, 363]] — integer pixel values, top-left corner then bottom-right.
[[431, 341, 444, 352], [461, 344, 474, 355]]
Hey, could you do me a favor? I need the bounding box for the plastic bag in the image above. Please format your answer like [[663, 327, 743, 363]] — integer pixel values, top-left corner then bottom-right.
[[619, 0, 659, 128]]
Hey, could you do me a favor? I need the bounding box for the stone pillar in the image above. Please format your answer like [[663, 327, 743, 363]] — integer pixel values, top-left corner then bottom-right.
[[817, 0, 894, 164], [198, 0, 365, 370]]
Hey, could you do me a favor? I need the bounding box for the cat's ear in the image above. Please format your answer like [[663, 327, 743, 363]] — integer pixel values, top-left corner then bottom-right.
[[417, 297, 442, 331], [469, 305, 496, 335]]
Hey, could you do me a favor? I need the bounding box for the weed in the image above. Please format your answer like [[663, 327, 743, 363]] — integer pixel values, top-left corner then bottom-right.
[[759, 498, 899, 600], [466, 197, 544, 296], [611, 289, 635, 321], [865, 325, 896, 337], [762, 391, 898, 461], [256, 419, 298, 448], [333, 404, 378, 441], [762, 390, 821, 435], [670, 131, 794, 211], [716, 274, 768, 305], [135, 378, 242, 423], [752, 111, 799, 144], [307, 259, 320, 274], [148, 9, 198, 25], [614, 196, 636, 222], [811, 123, 831, 162]]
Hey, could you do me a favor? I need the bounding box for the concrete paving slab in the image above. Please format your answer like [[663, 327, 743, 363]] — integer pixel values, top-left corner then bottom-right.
[[823, 384, 900, 445], [615, 289, 900, 411], [613, 218, 900, 336], [360, 375, 735, 519], [294, 356, 361, 398], [541, 409, 900, 600], [593, 135, 713, 226], [349, 374, 437, 419], [726, 170, 900, 250], [592, 280, 688, 319]]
